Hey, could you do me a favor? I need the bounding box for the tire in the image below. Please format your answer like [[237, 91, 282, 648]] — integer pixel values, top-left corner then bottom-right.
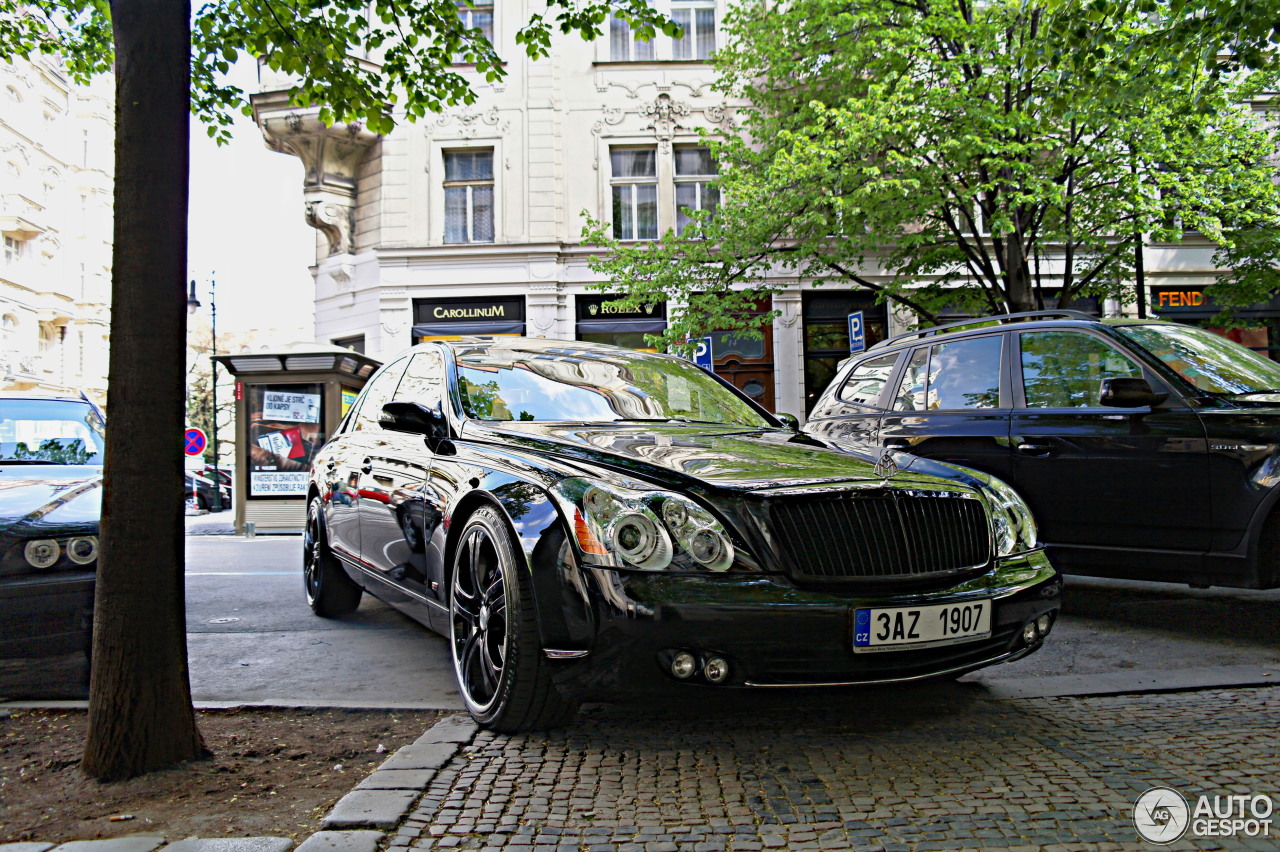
[[196, 492, 209, 511], [304, 496, 363, 617], [450, 506, 579, 732]]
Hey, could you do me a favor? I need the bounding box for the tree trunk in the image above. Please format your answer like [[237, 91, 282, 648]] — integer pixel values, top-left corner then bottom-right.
[[82, 0, 206, 780]]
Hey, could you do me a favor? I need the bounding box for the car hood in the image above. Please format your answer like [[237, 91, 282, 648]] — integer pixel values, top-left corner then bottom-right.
[[460, 421, 961, 493], [0, 465, 103, 537]]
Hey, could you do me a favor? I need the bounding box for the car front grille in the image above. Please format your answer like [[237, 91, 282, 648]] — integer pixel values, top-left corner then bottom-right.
[[765, 490, 992, 583]]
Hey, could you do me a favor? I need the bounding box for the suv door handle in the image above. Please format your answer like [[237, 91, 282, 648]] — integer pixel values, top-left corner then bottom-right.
[[361, 458, 374, 474], [1015, 442, 1053, 457]]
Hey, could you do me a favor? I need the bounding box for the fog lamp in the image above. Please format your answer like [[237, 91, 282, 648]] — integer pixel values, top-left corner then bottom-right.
[[703, 656, 730, 684], [24, 539, 60, 569], [1036, 614, 1053, 636], [1021, 622, 1039, 645], [670, 651, 697, 679]]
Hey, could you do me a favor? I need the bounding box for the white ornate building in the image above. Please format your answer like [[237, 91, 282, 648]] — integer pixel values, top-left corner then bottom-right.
[[0, 55, 113, 399], [252, 1, 1277, 420]]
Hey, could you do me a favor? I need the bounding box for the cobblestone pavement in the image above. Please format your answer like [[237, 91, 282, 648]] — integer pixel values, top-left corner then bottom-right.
[[390, 685, 1280, 852]]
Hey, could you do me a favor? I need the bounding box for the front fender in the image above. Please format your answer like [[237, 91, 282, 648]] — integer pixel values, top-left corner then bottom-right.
[[446, 470, 595, 653]]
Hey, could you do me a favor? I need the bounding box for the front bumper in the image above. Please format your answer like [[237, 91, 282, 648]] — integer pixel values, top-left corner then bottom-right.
[[551, 549, 1060, 699], [0, 571, 95, 658]]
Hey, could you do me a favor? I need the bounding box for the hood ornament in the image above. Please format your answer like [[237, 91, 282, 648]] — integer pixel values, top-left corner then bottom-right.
[[873, 450, 899, 480]]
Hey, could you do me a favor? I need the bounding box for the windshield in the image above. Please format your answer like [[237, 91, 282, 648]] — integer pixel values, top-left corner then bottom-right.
[[1114, 324, 1280, 395], [454, 346, 771, 427], [0, 398, 105, 464]]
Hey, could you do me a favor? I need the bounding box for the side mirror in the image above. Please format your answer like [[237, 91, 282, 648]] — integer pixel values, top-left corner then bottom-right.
[[1099, 377, 1168, 408], [380, 401, 448, 438], [775, 412, 800, 431]]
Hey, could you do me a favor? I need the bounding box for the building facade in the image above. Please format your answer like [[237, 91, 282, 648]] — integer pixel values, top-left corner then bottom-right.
[[0, 55, 113, 399], [252, 1, 1275, 421]]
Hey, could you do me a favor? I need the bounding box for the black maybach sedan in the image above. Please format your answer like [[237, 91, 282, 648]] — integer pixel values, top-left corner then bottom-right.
[[306, 338, 1060, 731], [0, 391, 104, 659]]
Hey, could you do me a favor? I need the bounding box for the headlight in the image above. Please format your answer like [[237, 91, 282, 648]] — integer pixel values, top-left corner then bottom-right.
[[553, 478, 739, 572], [971, 472, 1038, 556], [24, 539, 60, 568], [66, 536, 98, 565]]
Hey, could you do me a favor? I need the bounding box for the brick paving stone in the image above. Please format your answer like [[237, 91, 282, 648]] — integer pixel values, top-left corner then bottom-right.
[[398, 687, 1278, 852]]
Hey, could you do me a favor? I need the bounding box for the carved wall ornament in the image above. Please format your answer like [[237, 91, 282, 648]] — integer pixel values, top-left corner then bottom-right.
[[425, 105, 507, 139], [641, 93, 692, 151], [380, 308, 410, 336], [305, 200, 354, 256]]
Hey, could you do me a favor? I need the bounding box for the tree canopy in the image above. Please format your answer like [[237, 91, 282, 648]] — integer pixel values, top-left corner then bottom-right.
[[1, 0, 678, 139], [583, 0, 1280, 346]]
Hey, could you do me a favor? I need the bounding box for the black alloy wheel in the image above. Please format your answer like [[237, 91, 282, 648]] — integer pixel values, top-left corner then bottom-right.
[[304, 496, 363, 617], [449, 506, 578, 731]]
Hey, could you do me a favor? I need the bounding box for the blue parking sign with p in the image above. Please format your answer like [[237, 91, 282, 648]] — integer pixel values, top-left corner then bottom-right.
[[848, 312, 866, 353], [692, 337, 714, 372]]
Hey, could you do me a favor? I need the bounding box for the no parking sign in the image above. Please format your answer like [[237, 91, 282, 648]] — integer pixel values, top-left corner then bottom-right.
[[184, 427, 208, 457]]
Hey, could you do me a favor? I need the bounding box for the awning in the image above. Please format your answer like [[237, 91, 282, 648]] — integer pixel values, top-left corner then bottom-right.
[[413, 321, 526, 340], [575, 319, 667, 335]]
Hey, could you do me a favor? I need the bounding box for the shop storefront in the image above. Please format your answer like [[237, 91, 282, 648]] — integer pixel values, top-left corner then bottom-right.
[[802, 292, 888, 413], [575, 294, 666, 350], [412, 296, 526, 341], [1150, 285, 1280, 360]]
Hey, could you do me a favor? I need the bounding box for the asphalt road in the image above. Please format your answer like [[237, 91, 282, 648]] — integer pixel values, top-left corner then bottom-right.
[[3, 530, 1278, 705]]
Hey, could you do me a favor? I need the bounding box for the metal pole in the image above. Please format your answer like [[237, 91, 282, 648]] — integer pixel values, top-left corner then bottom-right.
[[210, 275, 221, 510]]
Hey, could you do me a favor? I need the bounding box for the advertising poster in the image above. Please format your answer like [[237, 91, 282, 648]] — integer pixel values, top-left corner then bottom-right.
[[249, 383, 324, 498]]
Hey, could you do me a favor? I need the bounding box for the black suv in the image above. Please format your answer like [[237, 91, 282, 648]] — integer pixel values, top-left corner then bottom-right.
[[804, 310, 1280, 590]]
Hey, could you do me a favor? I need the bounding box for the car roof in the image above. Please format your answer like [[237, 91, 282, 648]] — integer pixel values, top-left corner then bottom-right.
[[0, 390, 97, 402], [865, 310, 1180, 355]]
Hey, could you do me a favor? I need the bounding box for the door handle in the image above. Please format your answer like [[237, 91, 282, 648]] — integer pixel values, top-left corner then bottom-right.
[[1015, 442, 1053, 457], [361, 458, 374, 474]]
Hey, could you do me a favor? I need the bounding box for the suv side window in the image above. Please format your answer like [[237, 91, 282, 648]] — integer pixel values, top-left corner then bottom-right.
[[892, 335, 1003, 411], [837, 352, 899, 407], [1019, 331, 1143, 408], [351, 357, 409, 432]]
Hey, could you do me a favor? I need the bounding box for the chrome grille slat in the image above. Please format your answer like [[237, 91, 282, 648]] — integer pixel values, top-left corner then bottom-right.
[[767, 492, 991, 582]]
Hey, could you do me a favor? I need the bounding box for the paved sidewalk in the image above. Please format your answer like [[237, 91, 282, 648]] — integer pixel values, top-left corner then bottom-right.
[[7, 685, 1277, 852]]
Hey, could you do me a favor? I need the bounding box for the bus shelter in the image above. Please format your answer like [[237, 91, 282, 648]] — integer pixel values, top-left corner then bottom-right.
[[213, 342, 381, 534]]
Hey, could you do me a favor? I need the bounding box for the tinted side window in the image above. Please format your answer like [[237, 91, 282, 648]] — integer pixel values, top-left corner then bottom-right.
[[396, 350, 447, 411], [928, 336, 1003, 410], [891, 336, 1003, 411], [837, 353, 899, 407], [1020, 331, 1143, 408], [352, 357, 409, 432], [893, 348, 930, 411]]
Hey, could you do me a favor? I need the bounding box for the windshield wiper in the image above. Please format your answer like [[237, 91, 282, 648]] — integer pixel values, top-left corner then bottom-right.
[[1220, 389, 1280, 397]]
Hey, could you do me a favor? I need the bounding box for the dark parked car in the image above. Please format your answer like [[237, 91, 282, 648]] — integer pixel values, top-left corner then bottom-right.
[[0, 391, 104, 658], [306, 338, 1059, 731], [805, 310, 1280, 590], [185, 471, 230, 511]]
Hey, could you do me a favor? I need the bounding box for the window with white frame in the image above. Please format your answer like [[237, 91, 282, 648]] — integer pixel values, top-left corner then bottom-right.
[[611, 148, 659, 240], [674, 146, 719, 234], [3, 235, 22, 265], [671, 0, 716, 60], [454, 0, 493, 62], [443, 149, 495, 244], [609, 14, 655, 60]]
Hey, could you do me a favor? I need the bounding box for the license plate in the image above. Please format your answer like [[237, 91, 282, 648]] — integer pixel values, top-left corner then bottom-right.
[[853, 600, 991, 653]]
